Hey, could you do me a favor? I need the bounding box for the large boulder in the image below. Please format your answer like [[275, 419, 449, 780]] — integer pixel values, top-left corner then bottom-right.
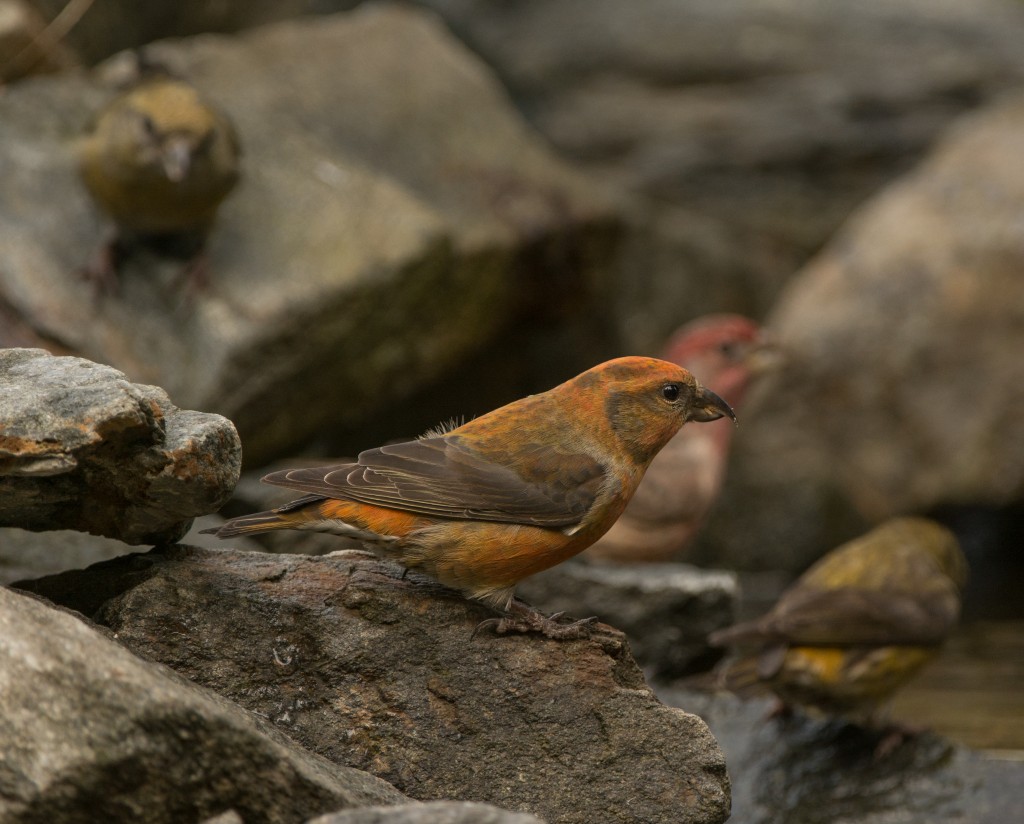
[[0, 5, 619, 466], [0, 348, 240, 545], [19, 546, 731, 824], [23, 1, 1024, 355], [697, 93, 1024, 570], [0, 584, 407, 824], [412, 0, 1024, 350]]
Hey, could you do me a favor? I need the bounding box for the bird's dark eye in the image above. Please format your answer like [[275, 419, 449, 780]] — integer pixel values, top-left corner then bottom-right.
[[195, 128, 215, 155], [719, 341, 738, 358], [661, 383, 680, 402]]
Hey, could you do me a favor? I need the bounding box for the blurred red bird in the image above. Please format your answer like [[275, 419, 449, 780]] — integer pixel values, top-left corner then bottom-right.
[[584, 315, 773, 563], [205, 357, 734, 638]]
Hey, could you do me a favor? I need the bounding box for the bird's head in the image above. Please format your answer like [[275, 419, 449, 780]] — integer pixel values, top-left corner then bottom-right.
[[575, 357, 736, 465], [98, 80, 225, 184]]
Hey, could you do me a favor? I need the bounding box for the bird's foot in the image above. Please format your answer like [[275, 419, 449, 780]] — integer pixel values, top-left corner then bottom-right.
[[872, 721, 924, 759], [175, 250, 211, 299], [473, 600, 599, 641], [79, 236, 126, 298], [766, 699, 795, 721]]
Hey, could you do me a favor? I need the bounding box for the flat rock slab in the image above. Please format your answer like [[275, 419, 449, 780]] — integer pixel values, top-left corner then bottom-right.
[[659, 687, 1024, 824], [20, 546, 731, 824], [0, 5, 618, 465], [309, 801, 545, 824], [0, 584, 407, 824], [0, 348, 240, 544], [516, 560, 737, 681]]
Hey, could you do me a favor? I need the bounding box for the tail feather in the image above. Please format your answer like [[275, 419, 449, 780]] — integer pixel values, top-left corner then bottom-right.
[[200, 510, 291, 538], [712, 654, 775, 697]]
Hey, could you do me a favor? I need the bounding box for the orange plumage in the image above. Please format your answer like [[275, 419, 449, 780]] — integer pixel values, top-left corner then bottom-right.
[[586, 314, 774, 563], [206, 357, 734, 637]]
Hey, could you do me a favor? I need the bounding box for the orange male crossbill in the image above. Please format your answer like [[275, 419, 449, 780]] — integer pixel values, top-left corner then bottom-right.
[[78, 67, 240, 292], [709, 517, 967, 720], [586, 315, 774, 563], [205, 357, 734, 638]]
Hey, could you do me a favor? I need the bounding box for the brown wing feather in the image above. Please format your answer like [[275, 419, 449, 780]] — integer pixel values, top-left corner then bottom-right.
[[709, 584, 960, 648], [263, 435, 605, 528]]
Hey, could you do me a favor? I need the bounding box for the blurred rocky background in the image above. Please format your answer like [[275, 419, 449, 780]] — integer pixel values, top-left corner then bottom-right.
[[3, 1, 1024, 822]]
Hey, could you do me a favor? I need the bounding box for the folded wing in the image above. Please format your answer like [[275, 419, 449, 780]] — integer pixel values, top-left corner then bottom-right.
[[709, 583, 961, 648], [264, 435, 606, 528]]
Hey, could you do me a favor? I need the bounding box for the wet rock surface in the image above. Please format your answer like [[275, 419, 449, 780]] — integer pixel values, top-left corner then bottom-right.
[[516, 560, 736, 681], [0, 348, 240, 545], [0, 5, 619, 466], [19, 546, 731, 824], [0, 583, 407, 824], [659, 687, 1024, 824]]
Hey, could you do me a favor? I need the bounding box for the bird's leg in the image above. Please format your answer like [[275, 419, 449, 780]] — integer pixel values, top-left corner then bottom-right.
[[80, 229, 128, 297], [872, 719, 924, 759], [176, 248, 211, 299], [766, 698, 795, 721], [474, 598, 599, 641]]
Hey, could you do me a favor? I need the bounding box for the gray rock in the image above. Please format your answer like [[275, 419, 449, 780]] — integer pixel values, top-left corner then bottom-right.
[[516, 560, 737, 681], [19, 546, 731, 824], [0, 6, 619, 466], [0, 527, 132, 585], [699, 93, 1024, 570], [0, 584, 407, 824], [659, 688, 1024, 824], [308, 801, 545, 824], [0, 348, 240, 545], [411, 0, 1024, 350]]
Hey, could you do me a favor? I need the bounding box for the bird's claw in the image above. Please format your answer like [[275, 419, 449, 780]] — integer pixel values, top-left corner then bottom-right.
[[872, 721, 924, 760], [471, 617, 503, 640], [473, 609, 599, 641], [79, 236, 126, 299]]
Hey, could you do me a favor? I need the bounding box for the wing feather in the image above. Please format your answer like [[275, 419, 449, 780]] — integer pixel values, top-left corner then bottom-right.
[[710, 585, 960, 648], [263, 435, 605, 528]]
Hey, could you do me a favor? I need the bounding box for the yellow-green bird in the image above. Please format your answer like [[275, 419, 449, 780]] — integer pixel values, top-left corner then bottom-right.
[[709, 517, 967, 721], [78, 72, 240, 292]]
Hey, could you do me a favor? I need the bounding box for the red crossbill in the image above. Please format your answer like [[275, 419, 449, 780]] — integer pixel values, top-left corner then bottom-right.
[[205, 357, 735, 638], [77, 67, 240, 292], [585, 315, 773, 563], [709, 517, 967, 721]]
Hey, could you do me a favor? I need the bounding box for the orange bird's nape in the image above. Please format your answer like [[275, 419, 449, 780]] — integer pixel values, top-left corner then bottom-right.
[[205, 356, 734, 639]]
